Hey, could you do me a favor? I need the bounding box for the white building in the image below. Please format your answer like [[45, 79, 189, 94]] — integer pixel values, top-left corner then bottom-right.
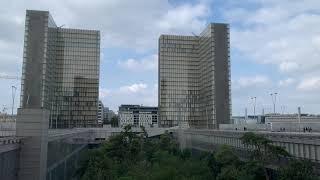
[[97, 101, 104, 125], [0, 113, 16, 136], [119, 105, 158, 128], [265, 114, 320, 123]]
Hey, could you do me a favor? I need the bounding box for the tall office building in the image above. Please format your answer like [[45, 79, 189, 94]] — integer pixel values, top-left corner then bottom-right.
[[20, 10, 100, 128], [158, 23, 230, 129]]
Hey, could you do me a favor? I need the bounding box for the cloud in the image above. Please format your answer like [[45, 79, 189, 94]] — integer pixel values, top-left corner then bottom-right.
[[156, 3, 209, 35], [279, 61, 299, 73], [99, 88, 110, 98], [227, 1, 320, 76], [224, 0, 320, 115], [118, 54, 157, 71], [235, 75, 270, 88], [297, 77, 320, 91], [100, 82, 157, 111], [119, 83, 148, 94], [279, 78, 295, 87]]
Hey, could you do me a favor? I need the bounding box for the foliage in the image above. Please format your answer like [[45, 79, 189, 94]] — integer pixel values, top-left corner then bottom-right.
[[278, 160, 319, 180], [110, 116, 119, 127], [241, 132, 290, 163], [78, 128, 319, 180]]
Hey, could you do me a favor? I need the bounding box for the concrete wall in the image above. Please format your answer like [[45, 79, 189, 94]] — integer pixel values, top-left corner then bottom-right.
[[0, 148, 20, 180], [177, 129, 320, 163], [0, 138, 21, 180], [16, 108, 49, 180]]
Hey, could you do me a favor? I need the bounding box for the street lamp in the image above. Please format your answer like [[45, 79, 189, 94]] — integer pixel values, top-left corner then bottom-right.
[[251, 97, 256, 117], [270, 92, 278, 114], [11, 86, 17, 116]]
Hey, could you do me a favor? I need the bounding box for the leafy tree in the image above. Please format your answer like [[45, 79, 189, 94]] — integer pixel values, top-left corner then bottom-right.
[[110, 116, 119, 127], [238, 160, 265, 180], [241, 132, 290, 179], [78, 128, 318, 180], [214, 145, 240, 167], [241, 132, 290, 162], [278, 160, 319, 180]]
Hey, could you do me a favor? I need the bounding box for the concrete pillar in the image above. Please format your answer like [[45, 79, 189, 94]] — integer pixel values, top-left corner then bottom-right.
[[310, 145, 316, 160], [299, 144, 304, 158], [16, 108, 49, 180], [316, 146, 320, 161], [304, 145, 309, 159], [294, 144, 299, 157], [289, 143, 294, 155]]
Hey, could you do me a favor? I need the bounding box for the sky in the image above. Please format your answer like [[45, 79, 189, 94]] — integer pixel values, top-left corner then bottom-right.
[[0, 0, 319, 115]]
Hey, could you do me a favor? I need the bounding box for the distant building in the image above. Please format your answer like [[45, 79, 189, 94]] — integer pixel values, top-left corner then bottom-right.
[[119, 105, 158, 128], [97, 101, 104, 125], [222, 114, 320, 132], [158, 23, 231, 129], [231, 116, 259, 124], [19, 10, 100, 128], [265, 114, 320, 123], [103, 107, 116, 124], [0, 113, 16, 137]]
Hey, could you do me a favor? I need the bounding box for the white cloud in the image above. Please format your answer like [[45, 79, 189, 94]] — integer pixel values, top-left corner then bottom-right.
[[156, 3, 208, 35], [279, 61, 299, 73], [225, 0, 320, 114], [279, 78, 295, 87], [227, 1, 320, 76], [118, 54, 157, 71], [100, 82, 157, 111], [99, 88, 110, 98], [235, 75, 270, 88], [119, 83, 148, 94], [297, 77, 320, 91]]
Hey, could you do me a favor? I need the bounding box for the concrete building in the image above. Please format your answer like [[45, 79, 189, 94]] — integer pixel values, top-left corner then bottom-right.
[[119, 105, 158, 128], [103, 107, 116, 124], [159, 23, 230, 129], [97, 101, 104, 125], [221, 114, 320, 132], [0, 113, 16, 137], [265, 114, 320, 123], [19, 10, 100, 128]]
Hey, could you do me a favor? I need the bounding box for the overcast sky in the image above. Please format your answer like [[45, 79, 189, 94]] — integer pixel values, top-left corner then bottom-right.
[[0, 0, 319, 115]]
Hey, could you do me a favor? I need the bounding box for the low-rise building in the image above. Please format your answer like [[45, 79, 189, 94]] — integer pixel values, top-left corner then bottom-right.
[[119, 105, 158, 128], [265, 114, 320, 123], [0, 113, 16, 136]]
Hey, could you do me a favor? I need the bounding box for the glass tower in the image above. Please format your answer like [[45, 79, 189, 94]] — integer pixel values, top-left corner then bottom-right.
[[159, 23, 231, 129], [20, 10, 100, 128]]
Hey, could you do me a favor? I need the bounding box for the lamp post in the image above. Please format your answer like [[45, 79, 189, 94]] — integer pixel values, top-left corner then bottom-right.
[[11, 86, 17, 116], [270, 92, 278, 114], [251, 97, 256, 117]]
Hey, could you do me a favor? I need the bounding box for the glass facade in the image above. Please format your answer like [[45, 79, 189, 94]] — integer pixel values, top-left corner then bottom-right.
[[159, 23, 230, 129], [20, 10, 100, 128]]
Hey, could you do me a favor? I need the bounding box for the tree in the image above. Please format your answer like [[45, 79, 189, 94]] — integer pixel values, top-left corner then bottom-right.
[[241, 132, 290, 180], [110, 116, 119, 127], [241, 132, 290, 162], [278, 160, 319, 180]]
